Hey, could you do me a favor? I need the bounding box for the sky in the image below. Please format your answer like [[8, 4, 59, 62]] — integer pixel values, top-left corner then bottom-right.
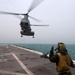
[[0, 0, 75, 44]]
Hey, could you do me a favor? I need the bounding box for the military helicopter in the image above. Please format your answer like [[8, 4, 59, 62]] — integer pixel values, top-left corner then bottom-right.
[[0, 0, 49, 38]]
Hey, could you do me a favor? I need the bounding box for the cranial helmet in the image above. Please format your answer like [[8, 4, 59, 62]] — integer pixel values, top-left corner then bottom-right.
[[57, 42, 66, 50]]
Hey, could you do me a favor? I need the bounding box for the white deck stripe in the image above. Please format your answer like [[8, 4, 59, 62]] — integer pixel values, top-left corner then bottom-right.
[[11, 45, 43, 55], [0, 70, 28, 75], [6, 46, 8, 49], [11, 52, 34, 75]]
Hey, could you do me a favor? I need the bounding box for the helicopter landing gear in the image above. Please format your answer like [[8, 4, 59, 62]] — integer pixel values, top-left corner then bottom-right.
[[21, 35, 23, 37], [33, 36, 34, 38]]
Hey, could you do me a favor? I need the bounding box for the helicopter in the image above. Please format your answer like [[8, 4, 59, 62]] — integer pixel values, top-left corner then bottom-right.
[[0, 0, 49, 38]]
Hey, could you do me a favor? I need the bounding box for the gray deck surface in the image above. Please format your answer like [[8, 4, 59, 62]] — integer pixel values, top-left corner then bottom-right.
[[0, 45, 75, 75]]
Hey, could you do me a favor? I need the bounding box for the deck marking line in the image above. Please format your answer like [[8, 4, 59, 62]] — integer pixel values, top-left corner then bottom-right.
[[11, 45, 43, 55], [11, 52, 34, 75], [6, 46, 8, 49], [0, 70, 28, 75]]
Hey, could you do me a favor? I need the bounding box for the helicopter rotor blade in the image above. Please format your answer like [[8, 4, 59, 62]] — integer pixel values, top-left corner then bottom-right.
[[14, 15, 23, 19], [29, 15, 41, 22], [0, 11, 24, 15], [31, 25, 49, 26], [28, 0, 44, 13]]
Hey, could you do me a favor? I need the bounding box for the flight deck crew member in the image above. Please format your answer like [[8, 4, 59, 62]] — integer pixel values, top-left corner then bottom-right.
[[49, 42, 75, 75]]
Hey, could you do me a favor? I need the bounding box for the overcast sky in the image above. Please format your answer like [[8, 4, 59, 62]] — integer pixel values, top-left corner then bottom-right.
[[0, 0, 75, 44]]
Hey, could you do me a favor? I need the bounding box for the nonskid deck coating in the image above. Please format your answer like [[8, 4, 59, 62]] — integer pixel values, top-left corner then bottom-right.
[[0, 45, 75, 75]]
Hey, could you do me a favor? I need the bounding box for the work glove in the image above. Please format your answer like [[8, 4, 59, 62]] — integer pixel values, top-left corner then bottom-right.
[[73, 64, 75, 68], [50, 46, 54, 52], [49, 46, 54, 55], [49, 46, 54, 59]]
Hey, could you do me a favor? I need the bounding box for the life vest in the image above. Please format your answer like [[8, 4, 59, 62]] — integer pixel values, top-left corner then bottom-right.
[[56, 53, 71, 72]]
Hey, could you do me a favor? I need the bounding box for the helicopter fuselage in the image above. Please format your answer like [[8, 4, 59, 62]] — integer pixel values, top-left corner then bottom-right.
[[20, 15, 34, 37]]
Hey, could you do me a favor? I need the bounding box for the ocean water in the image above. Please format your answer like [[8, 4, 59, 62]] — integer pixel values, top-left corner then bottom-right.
[[15, 44, 75, 60]]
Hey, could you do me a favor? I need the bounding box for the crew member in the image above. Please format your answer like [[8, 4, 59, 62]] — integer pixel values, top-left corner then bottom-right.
[[49, 42, 75, 75]]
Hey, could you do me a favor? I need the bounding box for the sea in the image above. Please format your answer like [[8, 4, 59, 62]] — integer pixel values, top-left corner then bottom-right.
[[14, 44, 75, 60]]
